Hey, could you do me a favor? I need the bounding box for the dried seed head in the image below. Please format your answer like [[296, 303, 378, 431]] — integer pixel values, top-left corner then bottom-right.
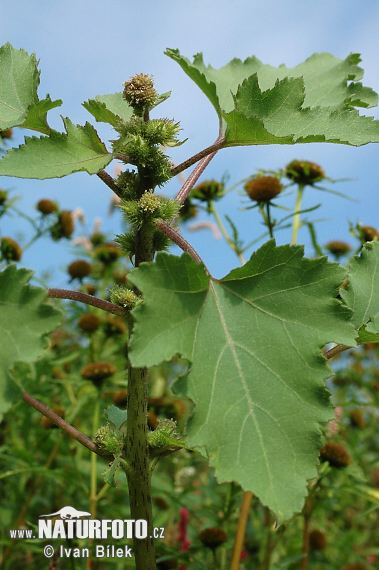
[[285, 160, 325, 185], [309, 529, 327, 551], [41, 407, 65, 429], [95, 242, 123, 264], [113, 389, 128, 407], [51, 210, 74, 240], [83, 283, 96, 296], [81, 361, 116, 386], [123, 73, 158, 112], [37, 199, 57, 215], [349, 409, 365, 429], [179, 197, 198, 221], [78, 313, 101, 333], [191, 180, 224, 203], [0, 190, 8, 205], [90, 232, 105, 246], [199, 527, 228, 550], [325, 241, 351, 257], [68, 260, 92, 280], [244, 176, 282, 202], [319, 442, 351, 468], [103, 316, 127, 336], [0, 237, 22, 261], [361, 225, 379, 242]]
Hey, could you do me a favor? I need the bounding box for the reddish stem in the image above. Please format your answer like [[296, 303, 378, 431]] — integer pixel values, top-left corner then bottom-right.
[[47, 288, 126, 316]]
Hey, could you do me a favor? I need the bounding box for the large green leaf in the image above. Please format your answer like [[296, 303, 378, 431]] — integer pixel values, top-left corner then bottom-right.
[[0, 118, 112, 178], [128, 241, 356, 522], [165, 49, 379, 146], [340, 241, 379, 343], [0, 43, 61, 133], [0, 266, 63, 420]]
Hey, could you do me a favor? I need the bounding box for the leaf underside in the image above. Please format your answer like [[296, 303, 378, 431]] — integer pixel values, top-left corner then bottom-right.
[[165, 48, 379, 146], [0, 266, 63, 420], [128, 241, 356, 521]]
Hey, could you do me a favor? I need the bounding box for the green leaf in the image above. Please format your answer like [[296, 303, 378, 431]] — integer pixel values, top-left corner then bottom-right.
[[0, 43, 62, 133], [102, 456, 121, 487], [0, 43, 40, 130], [104, 405, 127, 430], [83, 91, 171, 127], [165, 49, 379, 146], [20, 95, 63, 135], [340, 241, 379, 339], [0, 118, 112, 178], [128, 242, 356, 522], [0, 265, 63, 420]]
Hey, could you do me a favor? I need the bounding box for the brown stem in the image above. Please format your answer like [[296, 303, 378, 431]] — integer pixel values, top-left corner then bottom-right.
[[171, 136, 225, 178], [230, 491, 253, 570], [97, 169, 123, 198], [174, 134, 225, 205], [156, 220, 209, 272], [114, 152, 131, 163], [22, 392, 112, 461], [300, 499, 313, 569], [47, 288, 126, 316], [323, 344, 351, 360]]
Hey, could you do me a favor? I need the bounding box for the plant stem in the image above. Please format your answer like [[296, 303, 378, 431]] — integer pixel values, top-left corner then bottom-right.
[[156, 220, 209, 271], [175, 134, 224, 205], [265, 202, 274, 239], [209, 201, 246, 265], [90, 397, 100, 518], [291, 183, 305, 244], [97, 169, 123, 198], [125, 365, 156, 568], [230, 491, 253, 570], [171, 136, 225, 178], [323, 344, 351, 360], [47, 288, 126, 316], [22, 392, 112, 460]]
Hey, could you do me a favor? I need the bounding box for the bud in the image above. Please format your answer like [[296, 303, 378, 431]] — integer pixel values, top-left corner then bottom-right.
[[325, 240, 351, 257], [360, 225, 379, 242], [0, 237, 22, 261], [309, 529, 327, 551], [198, 527, 228, 550], [123, 73, 158, 113], [51, 210, 74, 240], [244, 175, 282, 202], [319, 442, 351, 468], [285, 160, 325, 185], [81, 361, 117, 387], [68, 260, 92, 280], [94, 242, 122, 264], [78, 313, 101, 333], [37, 199, 57, 215], [191, 180, 224, 203]]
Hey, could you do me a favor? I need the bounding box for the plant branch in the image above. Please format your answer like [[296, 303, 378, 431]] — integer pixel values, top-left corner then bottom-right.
[[22, 392, 112, 461], [97, 169, 123, 198], [156, 220, 209, 271], [47, 288, 126, 316], [230, 491, 253, 570], [174, 135, 225, 205], [323, 344, 351, 360], [114, 152, 131, 163]]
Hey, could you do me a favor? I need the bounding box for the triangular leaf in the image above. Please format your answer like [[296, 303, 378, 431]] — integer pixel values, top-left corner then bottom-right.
[[0, 43, 40, 130], [128, 242, 356, 522], [0, 266, 63, 420], [0, 43, 62, 133], [166, 49, 379, 147], [20, 94, 63, 135], [104, 405, 127, 430], [340, 241, 379, 337], [0, 118, 112, 178]]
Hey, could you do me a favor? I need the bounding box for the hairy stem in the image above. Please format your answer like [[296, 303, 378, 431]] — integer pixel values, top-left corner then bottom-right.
[[156, 220, 209, 270], [230, 491, 253, 570], [47, 288, 126, 316], [97, 169, 123, 198], [22, 392, 112, 460], [171, 136, 225, 177], [324, 344, 351, 360], [175, 135, 225, 205]]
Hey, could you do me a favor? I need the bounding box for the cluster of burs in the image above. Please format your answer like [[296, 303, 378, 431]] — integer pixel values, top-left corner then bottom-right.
[[113, 73, 183, 260]]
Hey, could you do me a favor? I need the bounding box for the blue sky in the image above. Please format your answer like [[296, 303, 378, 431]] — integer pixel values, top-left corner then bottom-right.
[[1, 0, 379, 282]]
